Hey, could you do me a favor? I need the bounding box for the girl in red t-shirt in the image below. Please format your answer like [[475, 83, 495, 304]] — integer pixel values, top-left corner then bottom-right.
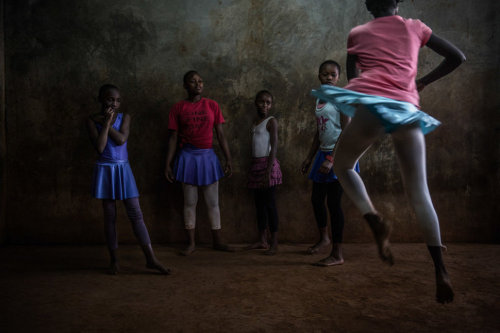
[[165, 71, 233, 256], [312, 0, 465, 303]]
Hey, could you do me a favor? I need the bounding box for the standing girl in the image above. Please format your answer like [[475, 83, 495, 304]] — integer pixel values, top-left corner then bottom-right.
[[301, 60, 358, 265], [165, 71, 233, 256], [246, 90, 282, 255], [87, 84, 170, 275], [312, 0, 465, 303]]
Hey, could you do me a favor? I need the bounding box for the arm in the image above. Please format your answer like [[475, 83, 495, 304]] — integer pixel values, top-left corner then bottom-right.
[[318, 112, 351, 175], [263, 118, 279, 187], [215, 123, 232, 177], [301, 129, 320, 175], [346, 53, 359, 82], [164, 130, 178, 183], [86, 109, 113, 154], [107, 113, 130, 145], [416, 33, 466, 91]]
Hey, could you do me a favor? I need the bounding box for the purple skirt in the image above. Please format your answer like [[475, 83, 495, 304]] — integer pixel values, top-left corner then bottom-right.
[[92, 159, 139, 200], [247, 157, 283, 189], [174, 144, 224, 186]]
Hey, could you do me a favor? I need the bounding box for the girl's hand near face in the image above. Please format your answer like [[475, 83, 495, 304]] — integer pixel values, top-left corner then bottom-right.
[[104, 107, 115, 126]]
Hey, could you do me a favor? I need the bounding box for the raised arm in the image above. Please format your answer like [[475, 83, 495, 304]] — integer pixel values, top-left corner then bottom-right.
[[86, 109, 113, 154], [416, 33, 466, 91], [107, 113, 130, 146], [214, 123, 232, 177], [164, 130, 178, 183]]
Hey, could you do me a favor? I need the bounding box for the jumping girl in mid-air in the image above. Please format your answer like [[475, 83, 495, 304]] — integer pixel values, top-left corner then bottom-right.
[[312, 0, 465, 303], [165, 71, 233, 256], [246, 90, 282, 255], [87, 84, 170, 275]]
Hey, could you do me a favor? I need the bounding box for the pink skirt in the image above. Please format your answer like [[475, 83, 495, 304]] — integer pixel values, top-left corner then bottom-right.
[[247, 157, 283, 189]]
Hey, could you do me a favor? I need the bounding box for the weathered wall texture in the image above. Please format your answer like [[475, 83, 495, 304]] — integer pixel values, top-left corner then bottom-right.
[[3, 0, 499, 244]]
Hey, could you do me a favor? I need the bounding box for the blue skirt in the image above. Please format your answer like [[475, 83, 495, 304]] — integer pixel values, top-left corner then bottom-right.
[[311, 85, 441, 134], [174, 144, 224, 186], [92, 159, 139, 200], [309, 150, 360, 183]]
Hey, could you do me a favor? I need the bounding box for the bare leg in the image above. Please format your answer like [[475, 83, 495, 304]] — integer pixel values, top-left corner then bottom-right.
[[391, 124, 452, 302], [428, 246, 454, 303], [181, 183, 198, 255], [333, 106, 393, 264]]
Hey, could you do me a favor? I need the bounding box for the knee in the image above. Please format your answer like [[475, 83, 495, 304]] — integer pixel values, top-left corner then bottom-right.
[[126, 206, 143, 220]]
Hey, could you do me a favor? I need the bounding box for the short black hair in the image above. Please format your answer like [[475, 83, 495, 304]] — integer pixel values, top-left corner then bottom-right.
[[98, 84, 119, 99], [318, 60, 341, 74], [183, 70, 199, 84], [365, 0, 402, 15], [255, 90, 273, 102]]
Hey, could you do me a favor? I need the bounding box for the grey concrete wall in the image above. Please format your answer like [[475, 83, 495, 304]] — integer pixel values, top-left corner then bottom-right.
[[3, 0, 499, 244]]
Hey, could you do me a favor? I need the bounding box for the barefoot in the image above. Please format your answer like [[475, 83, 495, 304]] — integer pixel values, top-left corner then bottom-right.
[[364, 213, 394, 265], [213, 243, 235, 252], [245, 242, 270, 250], [313, 255, 344, 267], [307, 238, 331, 255], [146, 259, 171, 275], [264, 245, 278, 256], [108, 261, 119, 275], [180, 244, 196, 256], [436, 271, 454, 303]]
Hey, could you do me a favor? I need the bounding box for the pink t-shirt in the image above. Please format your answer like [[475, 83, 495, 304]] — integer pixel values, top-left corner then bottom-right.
[[168, 97, 225, 149], [345, 15, 432, 108]]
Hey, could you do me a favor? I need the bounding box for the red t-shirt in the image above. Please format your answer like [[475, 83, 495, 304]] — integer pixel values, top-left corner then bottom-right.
[[345, 15, 432, 108], [168, 98, 225, 149]]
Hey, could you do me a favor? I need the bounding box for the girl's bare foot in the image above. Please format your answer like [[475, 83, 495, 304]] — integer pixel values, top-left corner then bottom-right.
[[146, 259, 171, 275], [313, 255, 344, 266], [436, 271, 454, 303], [364, 213, 394, 265], [428, 246, 454, 303], [245, 242, 270, 250], [264, 245, 278, 256], [307, 238, 331, 254], [108, 261, 119, 275], [180, 244, 196, 256]]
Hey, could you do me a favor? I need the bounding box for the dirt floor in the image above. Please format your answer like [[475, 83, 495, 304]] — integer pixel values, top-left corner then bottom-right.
[[0, 243, 499, 333]]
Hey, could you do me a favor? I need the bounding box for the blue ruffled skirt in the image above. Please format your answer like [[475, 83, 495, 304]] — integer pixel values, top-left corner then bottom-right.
[[92, 159, 139, 200], [311, 85, 441, 134], [309, 150, 360, 183], [174, 144, 224, 186]]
